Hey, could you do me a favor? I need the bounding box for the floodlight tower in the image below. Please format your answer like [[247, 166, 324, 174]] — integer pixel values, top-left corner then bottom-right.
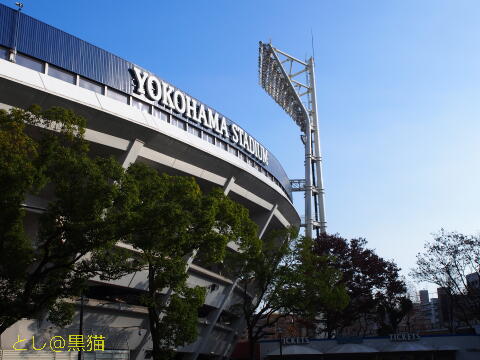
[[258, 41, 326, 238]]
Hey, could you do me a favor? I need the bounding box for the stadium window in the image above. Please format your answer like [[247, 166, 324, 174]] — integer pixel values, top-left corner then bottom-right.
[[178, 119, 186, 130], [0, 46, 8, 60], [171, 117, 186, 130], [228, 146, 237, 156], [48, 64, 76, 84], [187, 125, 201, 138], [132, 97, 150, 113], [79, 76, 103, 94], [216, 139, 227, 151], [202, 132, 215, 144], [153, 108, 169, 122], [16, 53, 44, 72], [107, 87, 129, 104]]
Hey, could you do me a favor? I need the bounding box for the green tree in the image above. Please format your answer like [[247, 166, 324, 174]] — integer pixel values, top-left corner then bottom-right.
[[314, 233, 410, 337], [233, 230, 347, 360], [0, 105, 262, 359], [117, 164, 260, 360], [0, 106, 132, 335], [411, 229, 480, 330], [291, 237, 349, 325], [234, 228, 294, 360], [375, 262, 413, 335]]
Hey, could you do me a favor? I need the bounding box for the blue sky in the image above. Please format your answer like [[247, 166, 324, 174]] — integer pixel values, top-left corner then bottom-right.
[[6, 0, 480, 296]]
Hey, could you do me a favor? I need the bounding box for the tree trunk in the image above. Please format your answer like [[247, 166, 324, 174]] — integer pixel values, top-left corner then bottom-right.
[[147, 264, 162, 360], [248, 327, 256, 360]]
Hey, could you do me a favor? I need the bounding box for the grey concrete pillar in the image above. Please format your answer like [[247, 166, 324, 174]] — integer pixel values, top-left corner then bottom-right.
[[122, 139, 144, 169]]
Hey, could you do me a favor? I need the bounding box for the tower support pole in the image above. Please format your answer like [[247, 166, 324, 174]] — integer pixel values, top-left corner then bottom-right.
[[258, 41, 327, 237], [304, 109, 314, 239], [308, 57, 326, 235]]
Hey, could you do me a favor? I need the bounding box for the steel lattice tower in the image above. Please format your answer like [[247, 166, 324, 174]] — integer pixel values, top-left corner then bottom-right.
[[259, 41, 326, 238]]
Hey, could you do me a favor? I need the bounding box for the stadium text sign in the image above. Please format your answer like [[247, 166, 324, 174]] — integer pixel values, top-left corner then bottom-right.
[[131, 68, 269, 165], [282, 337, 310, 345], [389, 333, 420, 342]]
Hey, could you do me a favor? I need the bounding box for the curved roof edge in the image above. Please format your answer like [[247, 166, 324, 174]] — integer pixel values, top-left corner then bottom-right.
[[0, 3, 293, 199]]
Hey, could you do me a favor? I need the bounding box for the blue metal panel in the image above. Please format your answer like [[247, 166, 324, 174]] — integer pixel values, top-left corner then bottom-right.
[[0, 4, 15, 48], [0, 3, 293, 199]]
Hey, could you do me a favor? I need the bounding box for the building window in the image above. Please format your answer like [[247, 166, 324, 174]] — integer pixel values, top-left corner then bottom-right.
[[107, 88, 129, 104], [238, 152, 246, 162], [202, 132, 215, 144], [187, 125, 201, 138], [228, 146, 237, 157], [216, 139, 227, 151], [132, 97, 150, 113], [48, 64, 76, 84], [79, 76, 103, 94], [153, 108, 169, 122], [16, 53, 44, 72], [171, 117, 186, 130]]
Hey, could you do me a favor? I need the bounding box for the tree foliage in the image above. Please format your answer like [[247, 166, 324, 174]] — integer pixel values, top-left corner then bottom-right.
[[233, 230, 348, 359], [0, 106, 132, 334], [291, 237, 349, 319], [411, 229, 480, 329], [314, 233, 411, 337], [117, 164, 260, 359], [375, 261, 413, 335], [0, 105, 262, 360]]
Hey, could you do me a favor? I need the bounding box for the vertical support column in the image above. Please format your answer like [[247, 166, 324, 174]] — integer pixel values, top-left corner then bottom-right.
[[223, 176, 235, 196], [187, 280, 238, 360], [121, 138, 146, 360], [308, 57, 327, 235], [189, 180, 277, 360], [186, 176, 238, 360], [122, 139, 144, 169], [185, 177, 235, 283], [258, 204, 278, 239], [163, 249, 198, 302], [304, 108, 313, 240], [219, 205, 279, 360], [9, 6, 22, 63], [186, 177, 235, 277]]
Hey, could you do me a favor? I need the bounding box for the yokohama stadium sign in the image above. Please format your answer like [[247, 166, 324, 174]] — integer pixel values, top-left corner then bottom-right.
[[131, 68, 269, 165]]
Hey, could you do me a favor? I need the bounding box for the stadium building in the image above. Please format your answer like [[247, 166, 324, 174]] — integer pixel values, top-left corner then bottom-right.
[[0, 3, 300, 360]]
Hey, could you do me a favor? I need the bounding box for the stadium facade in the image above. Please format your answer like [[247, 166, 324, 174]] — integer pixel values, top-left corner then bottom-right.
[[0, 3, 300, 360]]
